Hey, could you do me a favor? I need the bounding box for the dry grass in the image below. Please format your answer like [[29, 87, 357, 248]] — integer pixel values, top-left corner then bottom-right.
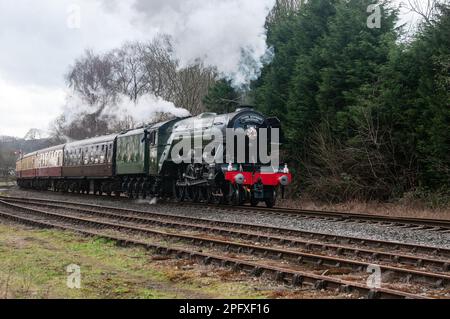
[[0, 181, 15, 188], [0, 222, 270, 299], [0, 221, 357, 299]]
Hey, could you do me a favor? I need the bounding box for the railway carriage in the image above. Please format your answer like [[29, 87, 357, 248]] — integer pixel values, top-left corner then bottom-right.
[[15, 158, 21, 179], [35, 145, 64, 190], [36, 145, 64, 178], [115, 118, 181, 198], [16, 108, 292, 207], [16, 152, 37, 188], [115, 128, 148, 198], [61, 134, 117, 194], [116, 128, 147, 176]]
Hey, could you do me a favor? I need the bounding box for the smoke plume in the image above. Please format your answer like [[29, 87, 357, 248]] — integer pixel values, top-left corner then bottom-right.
[[103, 0, 276, 88], [63, 91, 190, 130], [106, 94, 191, 123]]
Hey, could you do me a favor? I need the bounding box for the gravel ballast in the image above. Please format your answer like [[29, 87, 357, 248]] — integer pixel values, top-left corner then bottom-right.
[[3, 187, 450, 250]]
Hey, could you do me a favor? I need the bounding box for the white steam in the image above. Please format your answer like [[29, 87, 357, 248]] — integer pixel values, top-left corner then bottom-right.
[[106, 94, 191, 122], [103, 0, 276, 88], [133, 197, 158, 205], [61, 0, 276, 135], [63, 91, 190, 128]]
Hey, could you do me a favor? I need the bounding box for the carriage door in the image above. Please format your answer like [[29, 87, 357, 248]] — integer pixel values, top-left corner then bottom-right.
[[149, 130, 158, 175]]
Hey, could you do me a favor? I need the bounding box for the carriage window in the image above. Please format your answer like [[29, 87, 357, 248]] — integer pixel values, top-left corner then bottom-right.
[[107, 144, 113, 163], [98, 144, 103, 164], [100, 144, 105, 164], [94, 145, 99, 164], [83, 148, 87, 165], [149, 131, 156, 146], [90, 147, 94, 164], [125, 142, 130, 162]]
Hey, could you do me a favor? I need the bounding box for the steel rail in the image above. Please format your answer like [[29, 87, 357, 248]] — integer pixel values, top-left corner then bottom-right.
[[0, 200, 449, 289], [0, 208, 432, 299], [4, 197, 450, 273], [4, 192, 450, 230], [1, 195, 449, 259], [176, 202, 450, 231]]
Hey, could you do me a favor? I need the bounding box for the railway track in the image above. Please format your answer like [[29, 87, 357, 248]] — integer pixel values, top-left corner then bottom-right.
[[0, 197, 449, 298], [1, 195, 449, 259], [175, 202, 450, 233], [1, 196, 450, 273], [5, 190, 450, 232]]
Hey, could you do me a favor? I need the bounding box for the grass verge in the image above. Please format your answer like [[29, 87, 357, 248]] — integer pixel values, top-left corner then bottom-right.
[[0, 222, 272, 299]]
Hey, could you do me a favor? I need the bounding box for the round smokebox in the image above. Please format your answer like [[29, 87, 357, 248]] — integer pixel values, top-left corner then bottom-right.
[[279, 175, 289, 186], [234, 173, 245, 185]]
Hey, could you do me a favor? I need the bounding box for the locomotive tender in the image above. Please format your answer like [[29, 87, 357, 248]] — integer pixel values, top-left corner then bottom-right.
[[16, 108, 292, 207]]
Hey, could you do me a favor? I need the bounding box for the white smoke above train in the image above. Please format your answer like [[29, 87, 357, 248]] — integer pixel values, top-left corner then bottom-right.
[[102, 0, 276, 88]]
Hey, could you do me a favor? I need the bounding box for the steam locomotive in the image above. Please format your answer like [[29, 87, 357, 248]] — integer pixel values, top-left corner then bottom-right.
[[16, 108, 292, 207]]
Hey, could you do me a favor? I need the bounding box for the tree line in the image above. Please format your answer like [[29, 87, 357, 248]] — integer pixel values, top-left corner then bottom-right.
[[205, 0, 450, 204]]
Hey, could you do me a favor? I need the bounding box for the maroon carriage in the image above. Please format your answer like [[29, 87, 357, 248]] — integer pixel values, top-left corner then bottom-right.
[[36, 145, 64, 178]]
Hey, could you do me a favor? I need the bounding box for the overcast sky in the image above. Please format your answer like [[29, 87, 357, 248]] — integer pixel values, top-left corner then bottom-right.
[[0, 0, 417, 138]]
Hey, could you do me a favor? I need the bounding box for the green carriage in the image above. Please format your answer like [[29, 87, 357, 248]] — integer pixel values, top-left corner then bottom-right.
[[114, 118, 183, 197], [115, 128, 148, 176]]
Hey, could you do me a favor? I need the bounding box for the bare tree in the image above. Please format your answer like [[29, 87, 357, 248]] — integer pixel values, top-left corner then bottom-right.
[[175, 63, 217, 115], [140, 35, 217, 115], [66, 50, 116, 108], [110, 42, 149, 102], [140, 35, 179, 100], [401, 0, 449, 25], [266, 0, 305, 24], [108, 35, 216, 115], [57, 35, 218, 140]]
